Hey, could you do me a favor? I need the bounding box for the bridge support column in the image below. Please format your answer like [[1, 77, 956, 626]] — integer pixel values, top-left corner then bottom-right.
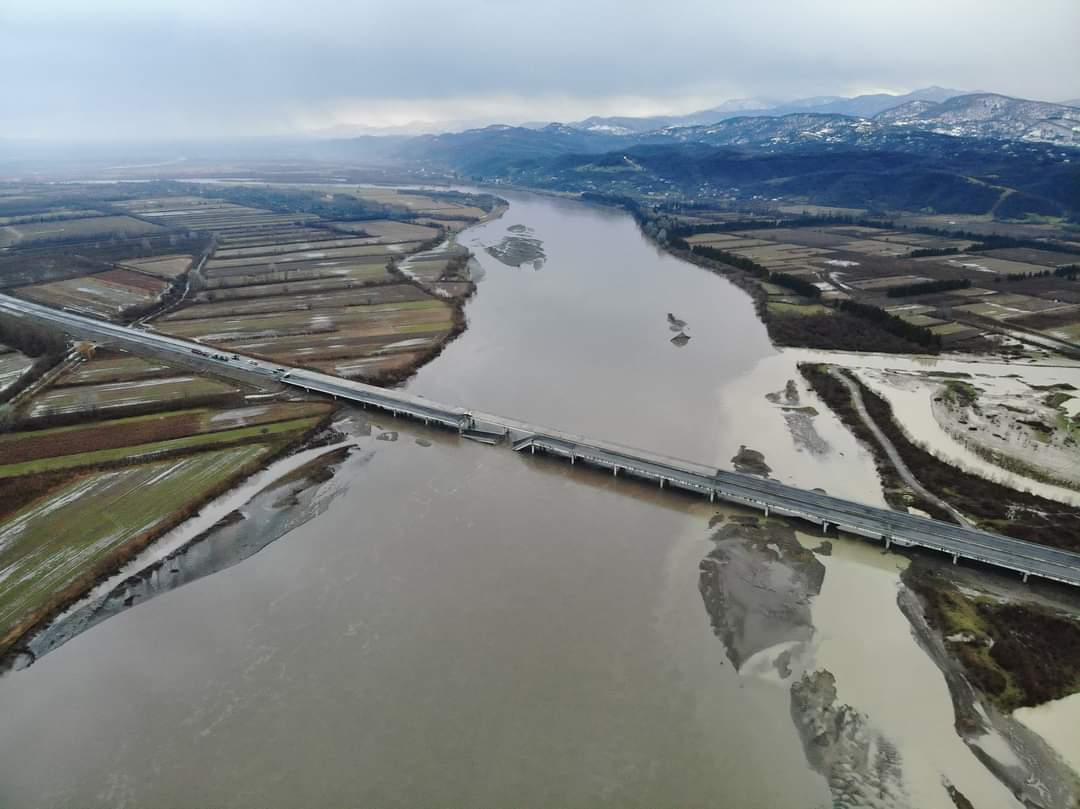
[[952, 553, 959, 565], [570, 453, 575, 465], [821, 520, 829, 534], [764, 505, 770, 517], [709, 490, 715, 502], [613, 466, 619, 477], [884, 536, 891, 550], [530, 445, 535, 454], [1022, 572, 1030, 583], [659, 478, 664, 489]]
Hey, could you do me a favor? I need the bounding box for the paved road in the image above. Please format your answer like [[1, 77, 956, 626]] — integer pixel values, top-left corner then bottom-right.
[[4, 292, 1080, 587]]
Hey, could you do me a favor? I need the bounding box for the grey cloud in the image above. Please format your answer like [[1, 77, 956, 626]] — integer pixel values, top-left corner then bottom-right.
[[2, 0, 1077, 140]]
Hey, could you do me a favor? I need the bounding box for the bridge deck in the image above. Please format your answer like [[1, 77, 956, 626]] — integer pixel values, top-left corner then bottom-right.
[[4, 292, 1079, 588]]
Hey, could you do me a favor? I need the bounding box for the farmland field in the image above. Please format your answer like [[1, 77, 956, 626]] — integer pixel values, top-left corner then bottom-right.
[[0, 401, 330, 472], [214, 227, 347, 249], [14, 269, 170, 320], [204, 242, 402, 271], [0, 330, 338, 656], [129, 193, 475, 382], [212, 236, 381, 260], [27, 376, 240, 419], [0, 216, 164, 248], [1048, 322, 1080, 341], [165, 283, 431, 321], [980, 248, 1080, 267], [0, 209, 103, 226], [119, 254, 194, 279], [939, 255, 1050, 275], [767, 301, 832, 317], [0, 414, 324, 479], [57, 353, 174, 386], [349, 188, 459, 211], [158, 297, 454, 363], [0, 447, 270, 648], [198, 270, 395, 300], [332, 219, 441, 243], [202, 260, 393, 290], [851, 275, 931, 290], [0, 347, 34, 394]]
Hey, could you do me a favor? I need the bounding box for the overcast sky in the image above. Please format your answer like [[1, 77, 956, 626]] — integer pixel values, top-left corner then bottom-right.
[[2, 0, 1077, 141]]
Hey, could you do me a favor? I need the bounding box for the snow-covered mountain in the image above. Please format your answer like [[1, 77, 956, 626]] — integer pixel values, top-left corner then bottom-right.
[[875, 94, 1080, 147], [568, 88, 965, 134]]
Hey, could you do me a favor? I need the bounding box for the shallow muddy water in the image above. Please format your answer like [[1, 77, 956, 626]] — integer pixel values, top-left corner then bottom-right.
[[0, 190, 1069, 807]]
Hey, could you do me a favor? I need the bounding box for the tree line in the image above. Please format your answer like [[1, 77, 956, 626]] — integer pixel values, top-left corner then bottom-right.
[[675, 242, 822, 298], [886, 279, 971, 297]]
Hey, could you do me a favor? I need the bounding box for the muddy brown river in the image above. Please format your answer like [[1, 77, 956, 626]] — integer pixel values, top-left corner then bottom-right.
[[0, 191, 1058, 807]]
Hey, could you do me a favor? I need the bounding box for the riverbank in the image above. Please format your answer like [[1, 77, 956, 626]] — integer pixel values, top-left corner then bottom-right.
[[799, 356, 1080, 792], [901, 559, 1080, 805], [16, 431, 361, 669], [800, 361, 1080, 552], [904, 562, 1080, 712], [0, 405, 339, 670]]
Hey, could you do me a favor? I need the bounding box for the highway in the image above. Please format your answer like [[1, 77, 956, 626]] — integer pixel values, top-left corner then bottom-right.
[[4, 291, 1080, 588]]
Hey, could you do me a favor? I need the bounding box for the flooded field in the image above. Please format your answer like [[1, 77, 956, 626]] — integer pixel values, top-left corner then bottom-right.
[[0, 189, 1075, 808]]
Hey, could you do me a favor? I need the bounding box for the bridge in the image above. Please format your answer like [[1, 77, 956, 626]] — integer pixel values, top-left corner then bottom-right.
[[4, 292, 1080, 588]]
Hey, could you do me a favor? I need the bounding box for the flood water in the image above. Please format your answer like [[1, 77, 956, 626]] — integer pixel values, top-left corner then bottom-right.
[[0, 191, 1051, 807]]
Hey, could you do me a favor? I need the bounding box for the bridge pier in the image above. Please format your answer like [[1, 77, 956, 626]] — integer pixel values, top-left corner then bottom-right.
[[613, 466, 619, 477], [884, 536, 892, 550], [763, 504, 769, 517], [659, 477, 664, 489], [952, 553, 959, 565], [709, 490, 715, 502], [1022, 572, 1030, 583], [821, 520, 829, 534]]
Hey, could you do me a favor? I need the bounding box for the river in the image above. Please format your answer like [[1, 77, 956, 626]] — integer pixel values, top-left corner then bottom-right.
[[0, 190, 1063, 807]]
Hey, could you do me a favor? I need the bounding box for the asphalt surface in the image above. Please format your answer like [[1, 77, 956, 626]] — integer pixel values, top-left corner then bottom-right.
[[4, 292, 1079, 587]]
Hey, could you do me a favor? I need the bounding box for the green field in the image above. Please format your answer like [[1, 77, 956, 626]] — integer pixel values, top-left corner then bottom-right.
[[58, 354, 175, 386], [1048, 322, 1080, 342], [929, 322, 974, 336], [0, 446, 269, 648], [768, 301, 832, 317]]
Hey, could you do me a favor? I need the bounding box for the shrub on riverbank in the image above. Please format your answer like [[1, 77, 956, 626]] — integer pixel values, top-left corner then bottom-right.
[[905, 565, 1080, 710], [770, 311, 937, 353]]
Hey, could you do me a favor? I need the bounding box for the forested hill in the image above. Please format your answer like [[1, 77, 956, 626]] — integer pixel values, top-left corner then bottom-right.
[[369, 121, 1078, 219], [509, 141, 1079, 219]]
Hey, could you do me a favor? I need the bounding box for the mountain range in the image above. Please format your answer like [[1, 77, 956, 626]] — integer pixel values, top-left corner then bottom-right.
[[569, 86, 969, 134], [369, 92, 1080, 179], [315, 90, 1080, 221]]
